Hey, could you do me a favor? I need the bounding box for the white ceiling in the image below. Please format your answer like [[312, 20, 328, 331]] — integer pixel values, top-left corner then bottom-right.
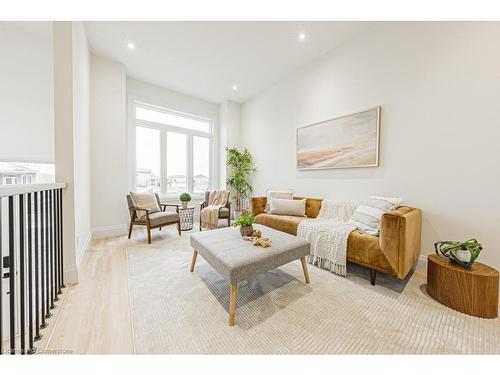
[[85, 22, 373, 104]]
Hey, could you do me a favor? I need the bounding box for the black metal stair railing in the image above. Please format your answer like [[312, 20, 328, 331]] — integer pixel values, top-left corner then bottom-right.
[[0, 184, 66, 354]]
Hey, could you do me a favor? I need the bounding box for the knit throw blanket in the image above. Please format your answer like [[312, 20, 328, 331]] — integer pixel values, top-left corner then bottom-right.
[[297, 200, 358, 277], [200, 190, 230, 229]]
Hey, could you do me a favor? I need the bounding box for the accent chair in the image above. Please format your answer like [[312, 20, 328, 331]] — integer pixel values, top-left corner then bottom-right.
[[127, 193, 181, 244]]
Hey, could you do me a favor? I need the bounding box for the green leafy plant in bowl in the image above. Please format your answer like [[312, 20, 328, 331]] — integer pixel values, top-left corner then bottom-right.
[[434, 239, 482, 269], [179, 192, 191, 208], [232, 211, 255, 236]]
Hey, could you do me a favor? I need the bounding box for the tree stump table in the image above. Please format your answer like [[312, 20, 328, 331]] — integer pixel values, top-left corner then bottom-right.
[[427, 254, 499, 318]]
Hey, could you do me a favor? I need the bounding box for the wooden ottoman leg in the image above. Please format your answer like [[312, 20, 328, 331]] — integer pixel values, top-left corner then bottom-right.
[[190, 250, 198, 272], [300, 256, 310, 284], [229, 282, 238, 326]]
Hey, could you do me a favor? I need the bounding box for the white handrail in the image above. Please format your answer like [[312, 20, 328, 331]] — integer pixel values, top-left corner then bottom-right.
[[0, 183, 67, 198]]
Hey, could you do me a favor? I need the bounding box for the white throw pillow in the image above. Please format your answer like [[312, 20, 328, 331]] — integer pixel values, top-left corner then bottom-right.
[[348, 196, 403, 235], [269, 198, 306, 217], [265, 189, 293, 212], [130, 191, 161, 219]]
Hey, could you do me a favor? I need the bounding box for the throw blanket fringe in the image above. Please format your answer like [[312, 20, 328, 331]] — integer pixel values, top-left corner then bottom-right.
[[297, 200, 358, 277], [308, 256, 347, 277]]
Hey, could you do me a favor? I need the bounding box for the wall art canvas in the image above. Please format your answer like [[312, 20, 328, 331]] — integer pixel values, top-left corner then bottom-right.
[[296, 106, 380, 170]]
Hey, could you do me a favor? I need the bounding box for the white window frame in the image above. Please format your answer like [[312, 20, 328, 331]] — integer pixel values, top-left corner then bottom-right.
[[132, 100, 214, 199]]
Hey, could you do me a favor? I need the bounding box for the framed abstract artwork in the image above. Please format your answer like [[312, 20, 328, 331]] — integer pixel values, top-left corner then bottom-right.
[[296, 106, 380, 170]]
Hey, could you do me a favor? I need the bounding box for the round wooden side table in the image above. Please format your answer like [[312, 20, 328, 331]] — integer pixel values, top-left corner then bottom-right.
[[178, 206, 195, 231], [427, 254, 499, 318]]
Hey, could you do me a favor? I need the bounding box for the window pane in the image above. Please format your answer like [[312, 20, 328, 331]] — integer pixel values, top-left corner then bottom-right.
[[193, 136, 210, 194], [0, 161, 55, 185], [136, 106, 210, 133], [136, 127, 160, 193], [166, 132, 187, 196]]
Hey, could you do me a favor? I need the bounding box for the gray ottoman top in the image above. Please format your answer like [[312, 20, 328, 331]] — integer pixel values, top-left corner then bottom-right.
[[190, 224, 310, 283]]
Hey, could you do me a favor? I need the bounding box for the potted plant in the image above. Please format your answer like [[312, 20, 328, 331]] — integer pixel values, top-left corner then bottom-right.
[[232, 211, 255, 237], [434, 239, 483, 269], [226, 147, 255, 220], [179, 192, 191, 209]]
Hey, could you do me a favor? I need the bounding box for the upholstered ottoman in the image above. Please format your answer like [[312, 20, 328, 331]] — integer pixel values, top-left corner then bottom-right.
[[190, 224, 310, 326]]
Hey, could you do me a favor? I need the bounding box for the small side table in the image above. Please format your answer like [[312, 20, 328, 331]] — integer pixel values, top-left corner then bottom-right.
[[177, 206, 195, 231], [427, 254, 499, 318]]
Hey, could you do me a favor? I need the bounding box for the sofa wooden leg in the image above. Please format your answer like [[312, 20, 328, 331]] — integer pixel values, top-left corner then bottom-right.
[[128, 222, 133, 239], [147, 227, 152, 244], [177, 221, 181, 235], [370, 269, 377, 286]]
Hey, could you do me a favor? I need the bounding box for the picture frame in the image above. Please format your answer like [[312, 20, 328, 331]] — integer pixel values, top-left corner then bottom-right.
[[296, 106, 380, 170]]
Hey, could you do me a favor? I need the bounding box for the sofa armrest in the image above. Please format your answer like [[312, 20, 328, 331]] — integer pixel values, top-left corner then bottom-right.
[[251, 197, 267, 215], [379, 206, 422, 279]]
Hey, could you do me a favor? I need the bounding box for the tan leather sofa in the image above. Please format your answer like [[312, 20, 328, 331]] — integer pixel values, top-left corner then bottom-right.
[[252, 196, 422, 284]]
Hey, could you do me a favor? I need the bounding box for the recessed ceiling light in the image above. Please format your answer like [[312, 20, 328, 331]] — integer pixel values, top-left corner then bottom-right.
[[232, 85, 238, 91], [127, 42, 135, 50], [299, 33, 306, 41]]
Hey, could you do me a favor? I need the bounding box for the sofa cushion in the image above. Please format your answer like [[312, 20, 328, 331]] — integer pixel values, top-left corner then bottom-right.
[[254, 213, 308, 236], [269, 198, 306, 216], [294, 197, 323, 218]]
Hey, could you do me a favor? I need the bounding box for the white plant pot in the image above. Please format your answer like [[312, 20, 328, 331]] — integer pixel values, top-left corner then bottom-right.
[[452, 249, 471, 263], [181, 202, 188, 209]]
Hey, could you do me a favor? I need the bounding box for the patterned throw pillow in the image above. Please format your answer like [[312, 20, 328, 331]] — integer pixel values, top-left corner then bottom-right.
[[348, 196, 403, 235], [265, 190, 294, 212]]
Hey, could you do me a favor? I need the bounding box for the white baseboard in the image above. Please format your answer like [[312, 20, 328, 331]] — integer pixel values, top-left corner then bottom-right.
[[63, 232, 92, 285], [64, 264, 79, 284], [92, 224, 128, 239], [415, 254, 428, 275]]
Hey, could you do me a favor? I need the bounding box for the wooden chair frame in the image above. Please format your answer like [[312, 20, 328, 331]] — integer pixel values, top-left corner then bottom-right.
[[128, 201, 181, 244]]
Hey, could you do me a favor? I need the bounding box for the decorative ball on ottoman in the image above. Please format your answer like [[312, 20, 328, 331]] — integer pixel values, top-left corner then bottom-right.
[[252, 229, 262, 238]]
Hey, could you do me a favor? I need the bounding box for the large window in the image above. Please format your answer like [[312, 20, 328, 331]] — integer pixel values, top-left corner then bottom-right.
[[0, 161, 55, 185], [134, 102, 213, 197]]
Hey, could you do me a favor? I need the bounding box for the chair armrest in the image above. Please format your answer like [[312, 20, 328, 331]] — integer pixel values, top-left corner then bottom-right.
[[131, 206, 152, 212], [251, 197, 267, 215], [200, 201, 207, 209], [130, 207, 152, 223], [379, 206, 422, 279], [161, 203, 179, 212]]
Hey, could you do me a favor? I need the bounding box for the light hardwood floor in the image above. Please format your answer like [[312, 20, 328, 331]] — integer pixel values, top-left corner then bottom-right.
[[41, 236, 137, 354], [29, 224, 426, 354]]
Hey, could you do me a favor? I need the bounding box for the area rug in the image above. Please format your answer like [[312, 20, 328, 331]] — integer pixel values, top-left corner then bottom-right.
[[127, 233, 500, 354]]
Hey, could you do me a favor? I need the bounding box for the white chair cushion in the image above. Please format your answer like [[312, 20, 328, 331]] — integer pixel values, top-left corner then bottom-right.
[[269, 198, 306, 217], [130, 191, 161, 219]]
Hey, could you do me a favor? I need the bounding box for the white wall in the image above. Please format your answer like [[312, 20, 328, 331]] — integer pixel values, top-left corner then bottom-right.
[[219, 100, 241, 188], [241, 22, 500, 270], [53, 21, 91, 283], [0, 22, 54, 162], [90, 54, 128, 238], [72, 22, 92, 265]]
